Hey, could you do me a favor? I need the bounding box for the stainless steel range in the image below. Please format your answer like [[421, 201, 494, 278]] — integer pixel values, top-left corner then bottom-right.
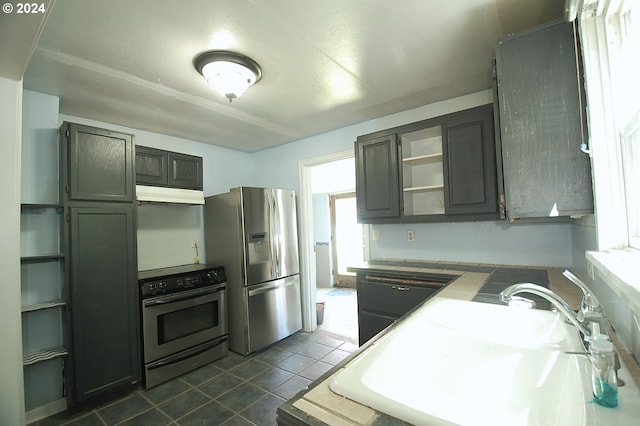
[[138, 264, 228, 388]]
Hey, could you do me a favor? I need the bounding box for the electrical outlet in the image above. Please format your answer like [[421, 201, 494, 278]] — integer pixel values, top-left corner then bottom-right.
[[407, 230, 415, 242], [372, 228, 380, 241]]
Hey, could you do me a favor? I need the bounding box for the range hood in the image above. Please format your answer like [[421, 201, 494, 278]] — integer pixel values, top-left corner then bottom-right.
[[136, 185, 205, 205]]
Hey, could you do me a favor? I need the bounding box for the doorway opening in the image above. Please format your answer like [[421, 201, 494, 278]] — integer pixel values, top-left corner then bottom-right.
[[300, 152, 360, 343], [329, 192, 363, 288]]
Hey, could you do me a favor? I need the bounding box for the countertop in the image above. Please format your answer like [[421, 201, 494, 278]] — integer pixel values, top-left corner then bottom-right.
[[277, 259, 640, 426]]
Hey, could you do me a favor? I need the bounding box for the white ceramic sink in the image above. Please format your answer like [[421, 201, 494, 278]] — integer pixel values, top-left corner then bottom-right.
[[330, 298, 595, 425]]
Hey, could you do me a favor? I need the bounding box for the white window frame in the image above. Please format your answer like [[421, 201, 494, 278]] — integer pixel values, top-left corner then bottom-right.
[[621, 113, 640, 248], [580, 0, 640, 308]]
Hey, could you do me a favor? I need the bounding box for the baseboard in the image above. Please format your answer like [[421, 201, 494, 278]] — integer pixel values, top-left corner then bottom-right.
[[26, 398, 66, 425]]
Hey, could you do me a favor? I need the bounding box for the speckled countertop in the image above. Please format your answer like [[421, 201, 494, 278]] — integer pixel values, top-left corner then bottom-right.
[[277, 259, 640, 426]]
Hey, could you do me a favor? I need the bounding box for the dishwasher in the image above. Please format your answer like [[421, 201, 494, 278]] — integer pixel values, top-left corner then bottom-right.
[[356, 271, 457, 345]]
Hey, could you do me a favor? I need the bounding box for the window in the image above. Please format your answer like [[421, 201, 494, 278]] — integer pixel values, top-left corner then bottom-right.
[[579, 0, 640, 251], [617, 3, 640, 249], [621, 114, 640, 248], [579, 0, 640, 303]]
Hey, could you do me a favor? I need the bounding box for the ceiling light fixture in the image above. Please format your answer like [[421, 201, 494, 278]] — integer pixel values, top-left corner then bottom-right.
[[194, 50, 262, 102]]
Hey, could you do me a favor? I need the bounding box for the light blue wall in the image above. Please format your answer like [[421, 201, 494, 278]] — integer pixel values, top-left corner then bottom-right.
[[22, 91, 59, 204], [369, 221, 572, 267], [571, 216, 640, 361]]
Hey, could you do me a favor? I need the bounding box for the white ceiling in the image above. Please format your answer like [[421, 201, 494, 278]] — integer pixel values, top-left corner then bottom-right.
[[18, 0, 563, 152]]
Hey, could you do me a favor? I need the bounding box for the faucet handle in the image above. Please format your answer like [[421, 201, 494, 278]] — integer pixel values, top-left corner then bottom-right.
[[562, 269, 603, 316]]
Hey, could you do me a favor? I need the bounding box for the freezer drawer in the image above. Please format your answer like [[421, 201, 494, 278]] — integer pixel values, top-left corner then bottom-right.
[[246, 275, 302, 353]]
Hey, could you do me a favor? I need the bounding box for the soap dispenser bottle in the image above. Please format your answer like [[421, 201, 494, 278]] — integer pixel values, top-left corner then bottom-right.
[[590, 334, 618, 407]]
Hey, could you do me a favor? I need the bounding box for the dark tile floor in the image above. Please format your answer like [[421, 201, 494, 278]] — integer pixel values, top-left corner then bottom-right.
[[35, 330, 357, 426]]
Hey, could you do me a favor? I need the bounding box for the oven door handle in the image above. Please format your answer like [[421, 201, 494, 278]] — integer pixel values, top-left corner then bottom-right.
[[143, 285, 225, 307], [146, 335, 228, 370]]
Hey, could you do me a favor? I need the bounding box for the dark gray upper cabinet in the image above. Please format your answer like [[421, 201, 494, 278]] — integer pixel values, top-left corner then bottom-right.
[[168, 152, 203, 189], [496, 20, 593, 220], [355, 134, 401, 220], [61, 122, 134, 203], [442, 104, 498, 216], [66, 206, 140, 406], [135, 146, 168, 186], [135, 146, 203, 190], [355, 104, 499, 223]]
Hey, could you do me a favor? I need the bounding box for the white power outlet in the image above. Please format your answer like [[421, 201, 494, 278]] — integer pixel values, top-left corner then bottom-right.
[[407, 230, 415, 242], [372, 228, 380, 241]]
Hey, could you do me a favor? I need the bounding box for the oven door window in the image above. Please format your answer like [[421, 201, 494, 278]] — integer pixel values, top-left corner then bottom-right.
[[157, 301, 219, 344]]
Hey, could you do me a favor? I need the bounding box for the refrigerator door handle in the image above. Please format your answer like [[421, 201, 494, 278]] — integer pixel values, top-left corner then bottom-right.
[[247, 276, 297, 297], [269, 190, 280, 277]]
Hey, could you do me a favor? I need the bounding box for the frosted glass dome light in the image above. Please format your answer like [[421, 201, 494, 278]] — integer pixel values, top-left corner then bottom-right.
[[194, 51, 262, 102]]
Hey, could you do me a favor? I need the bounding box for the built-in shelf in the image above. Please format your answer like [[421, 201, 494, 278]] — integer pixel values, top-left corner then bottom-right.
[[404, 185, 445, 193], [21, 299, 66, 313], [20, 254, 65, 263], [23, 346, 68, 366], [402, 153, 443, 165], [401, 125, 445, 216], [21, 203, 63, 210]]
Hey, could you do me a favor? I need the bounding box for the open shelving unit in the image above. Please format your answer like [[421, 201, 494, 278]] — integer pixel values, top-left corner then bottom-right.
[[401, 126, 445, 216], [20, 203, 68, 415]]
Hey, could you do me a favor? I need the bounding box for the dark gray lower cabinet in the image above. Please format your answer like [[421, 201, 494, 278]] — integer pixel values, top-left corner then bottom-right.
[[357, 272, 453, 345], [67, 206, 140, 406]]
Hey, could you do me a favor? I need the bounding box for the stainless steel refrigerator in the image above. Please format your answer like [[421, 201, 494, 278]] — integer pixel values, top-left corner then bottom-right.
[[204, 187, 302, 354]]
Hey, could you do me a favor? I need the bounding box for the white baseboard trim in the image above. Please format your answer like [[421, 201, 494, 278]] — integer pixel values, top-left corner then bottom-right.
[[26, 398, 66, 425]]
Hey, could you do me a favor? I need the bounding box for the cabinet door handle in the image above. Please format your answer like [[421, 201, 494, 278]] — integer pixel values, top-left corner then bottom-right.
[[391, 285, 411, 291]]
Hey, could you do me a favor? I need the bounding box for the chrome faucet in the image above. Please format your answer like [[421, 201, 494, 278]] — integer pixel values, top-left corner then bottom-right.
[[499, 282, 592, 337], [499, 269, 606, 339], [500, 272, 622, 383]]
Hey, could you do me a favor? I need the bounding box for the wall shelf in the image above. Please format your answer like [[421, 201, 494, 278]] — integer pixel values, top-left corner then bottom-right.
[[21, 204, 63, 210], [402, 153, 443, 165], [20, 254, 65, 263], [22, 299, 66, 313], [404, 185, 445, 193], [23, 346, 68, 366]]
